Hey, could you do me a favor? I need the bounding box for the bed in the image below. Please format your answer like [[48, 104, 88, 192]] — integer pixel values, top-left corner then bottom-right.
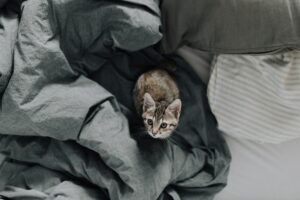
[[1, 0, 300, 200], [178, 45, 300, 200]]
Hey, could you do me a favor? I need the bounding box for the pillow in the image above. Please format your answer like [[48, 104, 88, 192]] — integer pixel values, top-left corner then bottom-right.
[[160, 0, 300, 54], [207, 51, 300, 143]]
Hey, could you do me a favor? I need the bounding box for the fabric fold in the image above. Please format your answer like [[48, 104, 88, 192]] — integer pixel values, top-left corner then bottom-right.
[[0, 1, 230, 200], [0, 8, 18, 96]]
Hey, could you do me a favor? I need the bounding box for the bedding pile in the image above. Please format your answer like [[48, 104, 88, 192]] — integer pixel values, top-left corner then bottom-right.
[[0, 1, 230, 200]]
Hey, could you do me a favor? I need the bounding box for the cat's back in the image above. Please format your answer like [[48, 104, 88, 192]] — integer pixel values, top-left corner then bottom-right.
[[134, 69, 179, 103]]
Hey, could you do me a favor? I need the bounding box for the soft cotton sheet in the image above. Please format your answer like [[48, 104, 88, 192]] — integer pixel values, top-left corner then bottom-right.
[[0, 1, 230, 200], [215, 134, 300, 200]]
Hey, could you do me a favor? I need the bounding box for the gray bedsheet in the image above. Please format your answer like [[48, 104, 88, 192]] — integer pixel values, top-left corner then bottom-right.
[[0, 1, 230, 200]]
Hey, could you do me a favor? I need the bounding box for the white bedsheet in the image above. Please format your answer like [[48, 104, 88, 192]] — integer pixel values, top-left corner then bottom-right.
[[215, 134, 300, 200]]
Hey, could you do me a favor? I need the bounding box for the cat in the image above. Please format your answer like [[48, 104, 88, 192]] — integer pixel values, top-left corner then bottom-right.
[[133, 64, 182, 139]]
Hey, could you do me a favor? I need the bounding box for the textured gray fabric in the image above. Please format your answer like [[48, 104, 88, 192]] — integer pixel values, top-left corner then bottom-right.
[[0, 0, 6, 8], [0, 0, 230, 200], [176, 46, 213, 84], [0, 9, 18, 95], [0, 50, 231, 200], [0, 0, 161, 140], [161, 0, 300, 54]]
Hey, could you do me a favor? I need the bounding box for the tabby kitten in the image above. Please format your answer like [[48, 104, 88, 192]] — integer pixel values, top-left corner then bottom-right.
[[133, 67, 182, 139]]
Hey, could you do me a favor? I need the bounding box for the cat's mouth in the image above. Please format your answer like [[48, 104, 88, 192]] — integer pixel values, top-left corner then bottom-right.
[[148, 132, 171, 139]]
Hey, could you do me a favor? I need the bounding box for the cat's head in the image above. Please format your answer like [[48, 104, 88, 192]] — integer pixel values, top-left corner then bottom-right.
[[142, 93, 181, 139]]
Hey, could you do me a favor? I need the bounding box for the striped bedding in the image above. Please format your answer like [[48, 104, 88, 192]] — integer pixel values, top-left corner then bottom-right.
[[208, 51, 300, 143]]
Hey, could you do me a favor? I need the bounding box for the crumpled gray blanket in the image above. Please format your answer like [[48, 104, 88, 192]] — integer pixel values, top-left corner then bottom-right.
[[0, 1, 230, 200]]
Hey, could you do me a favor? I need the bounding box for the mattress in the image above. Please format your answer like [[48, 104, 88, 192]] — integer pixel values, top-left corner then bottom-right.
[[215, 133, 300, 200]]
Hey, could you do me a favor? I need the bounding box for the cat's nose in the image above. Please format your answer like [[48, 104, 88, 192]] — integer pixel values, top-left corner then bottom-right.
[[152, 127, 159, 135], [152, 131, 158, 136]]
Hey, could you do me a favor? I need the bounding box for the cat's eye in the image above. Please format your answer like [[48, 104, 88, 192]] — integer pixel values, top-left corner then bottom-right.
[[160, 122, 167, 128], [147, 119, 153, 125]]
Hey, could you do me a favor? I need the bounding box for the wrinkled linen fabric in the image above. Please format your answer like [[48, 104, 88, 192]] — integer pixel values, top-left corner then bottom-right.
[[208, 51, 300, 144], [0, 1, 230, 200], [0, 7, 18, 95], [0, 0, 162, 139]]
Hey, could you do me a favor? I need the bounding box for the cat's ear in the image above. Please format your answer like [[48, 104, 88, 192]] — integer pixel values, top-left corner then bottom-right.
[[166, 99, 181, 119], [143, 93, 155, 112]]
